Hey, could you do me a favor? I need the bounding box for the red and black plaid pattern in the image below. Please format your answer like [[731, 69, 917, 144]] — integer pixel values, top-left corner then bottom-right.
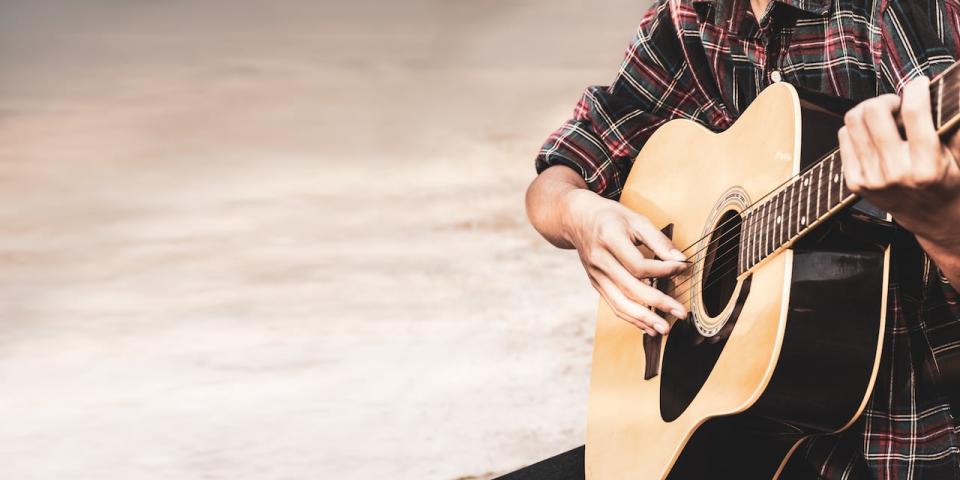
[[537, 0, 960, 477]]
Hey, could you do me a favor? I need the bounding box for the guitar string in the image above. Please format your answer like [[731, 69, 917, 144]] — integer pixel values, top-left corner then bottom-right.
[[662, 150, 841, 270], [667, 94, 960, 301], [662, 181, 855, 306], [620, 194, 818, 322], [624, 74, 959, 322], [652, 153, 848, 300], [640, 177, 840, 309], [627, 74, 958, 315], [669, 183, 853, 302], [666, 91, 959, 288], [663, 245, 956, 331], [664, 72, 960, 266]]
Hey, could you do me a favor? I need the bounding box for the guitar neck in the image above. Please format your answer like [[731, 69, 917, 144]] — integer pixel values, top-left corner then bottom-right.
[[737, 62, 960, 275]]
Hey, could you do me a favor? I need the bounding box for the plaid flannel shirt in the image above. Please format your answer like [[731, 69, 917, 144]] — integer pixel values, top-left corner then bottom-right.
[[537, 0, 960, 477]]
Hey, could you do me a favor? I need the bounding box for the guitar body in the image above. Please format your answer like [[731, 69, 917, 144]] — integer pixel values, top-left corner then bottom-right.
[[585, 83, 893, 479]]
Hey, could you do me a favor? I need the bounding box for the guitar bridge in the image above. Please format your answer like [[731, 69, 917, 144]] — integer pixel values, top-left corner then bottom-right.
[[643, 223, 675, 380]]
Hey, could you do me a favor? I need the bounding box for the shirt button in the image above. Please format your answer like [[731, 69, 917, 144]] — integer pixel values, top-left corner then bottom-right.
[[770, 70, 782, 82]]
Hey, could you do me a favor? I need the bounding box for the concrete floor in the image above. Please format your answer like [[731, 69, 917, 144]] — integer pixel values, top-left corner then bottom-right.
[[0, 1, 650, 478]]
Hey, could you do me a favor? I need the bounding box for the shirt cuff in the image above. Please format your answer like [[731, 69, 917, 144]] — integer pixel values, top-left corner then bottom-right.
[[535, 120, 627, 200]]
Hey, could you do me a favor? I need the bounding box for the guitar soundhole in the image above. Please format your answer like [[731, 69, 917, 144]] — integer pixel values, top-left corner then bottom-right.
[[660, 205, 751, 423], [702, 209, 742, 318]]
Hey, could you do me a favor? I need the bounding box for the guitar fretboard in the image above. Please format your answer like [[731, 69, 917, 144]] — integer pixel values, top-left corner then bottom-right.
[[737, 63, 960, 275]]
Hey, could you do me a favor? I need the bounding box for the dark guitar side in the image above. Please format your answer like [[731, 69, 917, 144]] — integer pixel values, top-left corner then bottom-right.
[[663, 90, 893, 479]]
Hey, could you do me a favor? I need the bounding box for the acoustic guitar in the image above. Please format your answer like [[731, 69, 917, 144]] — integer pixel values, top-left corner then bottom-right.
[[586, 65, 960, 479]]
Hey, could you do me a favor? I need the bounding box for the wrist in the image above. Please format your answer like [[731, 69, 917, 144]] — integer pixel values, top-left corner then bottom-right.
[[916, 233, 960, 291], [916, 233, 960, 262], [559, 188, 596, 247], [905, 198, 960, 251]]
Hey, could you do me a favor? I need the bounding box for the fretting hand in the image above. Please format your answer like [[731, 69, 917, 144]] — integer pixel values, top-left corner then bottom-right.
[[837, 76, 960, 252]]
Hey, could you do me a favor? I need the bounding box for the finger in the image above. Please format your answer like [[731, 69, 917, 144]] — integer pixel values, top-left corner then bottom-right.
[[605, 232, 687, 278], [596, 274, 670, 334], [844, 102, 886, 188], [901, 77, 937, 143], [625, 213, 686, 262], [597, 256, 687, 318], [945, 137, 960, 176], [942, 144, 960, 180], [590, 275, 656, 336], [901, 76, 944, 183], [838, 126, 865, 192], [862, 94, 908, 181]]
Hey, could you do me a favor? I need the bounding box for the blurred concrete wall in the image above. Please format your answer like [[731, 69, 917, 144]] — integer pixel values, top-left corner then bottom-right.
[[0, 1, 652, 479]]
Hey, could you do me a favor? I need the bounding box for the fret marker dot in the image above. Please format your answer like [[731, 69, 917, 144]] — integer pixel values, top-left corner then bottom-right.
[[803, 179, 809, 186], [801, 216, 807, 225], [776, 216, 781, 224], [834, 174, 839, 183]]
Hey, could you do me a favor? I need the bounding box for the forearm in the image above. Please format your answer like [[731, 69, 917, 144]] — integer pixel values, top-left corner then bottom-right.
[[904, 196, 960, 292], [525, 165, 590, 249]]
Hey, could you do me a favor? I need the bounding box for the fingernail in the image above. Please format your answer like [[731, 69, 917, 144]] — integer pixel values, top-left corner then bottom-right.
[[671, 308, 686, 319], [655, 322, 669, 334], [669, 249, 686, 261]]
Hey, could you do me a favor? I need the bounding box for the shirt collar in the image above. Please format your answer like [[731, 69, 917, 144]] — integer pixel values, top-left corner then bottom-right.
[[692, 0, 831, 33]]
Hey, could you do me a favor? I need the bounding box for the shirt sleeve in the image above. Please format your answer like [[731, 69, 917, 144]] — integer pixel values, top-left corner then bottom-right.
[[534, 0, 719, 200], [876, 0, 960, 305], [875, 0, 960, 94]]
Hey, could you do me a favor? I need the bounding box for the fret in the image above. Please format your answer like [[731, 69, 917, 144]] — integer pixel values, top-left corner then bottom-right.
[[762, 201, 769, 257], [785, 183, 792, 242], [800, 171, 813, 228], [750, 207, 758, 268], [740, 210, 753, 272], [795, 179, 802, 238], [768, 198, 776, 255], [937, 77, 944, 130], [757, 203, 768, 263], [740, 211, 747, 273], [951, 80, 959, 131], [827, 154, 834, 210], [769, 193, 776, 254], [768, 192, 776, 253], [799, 173, 806, 233], [779, 193, 786, 251], [750, 210, 757, 270], [787, 182, 801, 242], [756, 203, 763, 261], [770, 198, 776, 255], [943, 76, 960, 131], [944, 86, 960, 129], [752, 204, 759, 266], [777, 190, 787, 243], [752, 208, 759, 266], [740, 211, 748, 272], [797, 176, 809, 233], [781, 189, 788, 246], [744, 210, 751, 271], [834, 155, 843, 207], [944, 77, 960, 129], [756, 203, 763, 262], [787, 182, 803, 242], [770, 192, 783, 243], [816, 161, 824, 219], [792, 177, 799, 238], [787, 182, 800, 242], [765, 198, 772, 256]]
